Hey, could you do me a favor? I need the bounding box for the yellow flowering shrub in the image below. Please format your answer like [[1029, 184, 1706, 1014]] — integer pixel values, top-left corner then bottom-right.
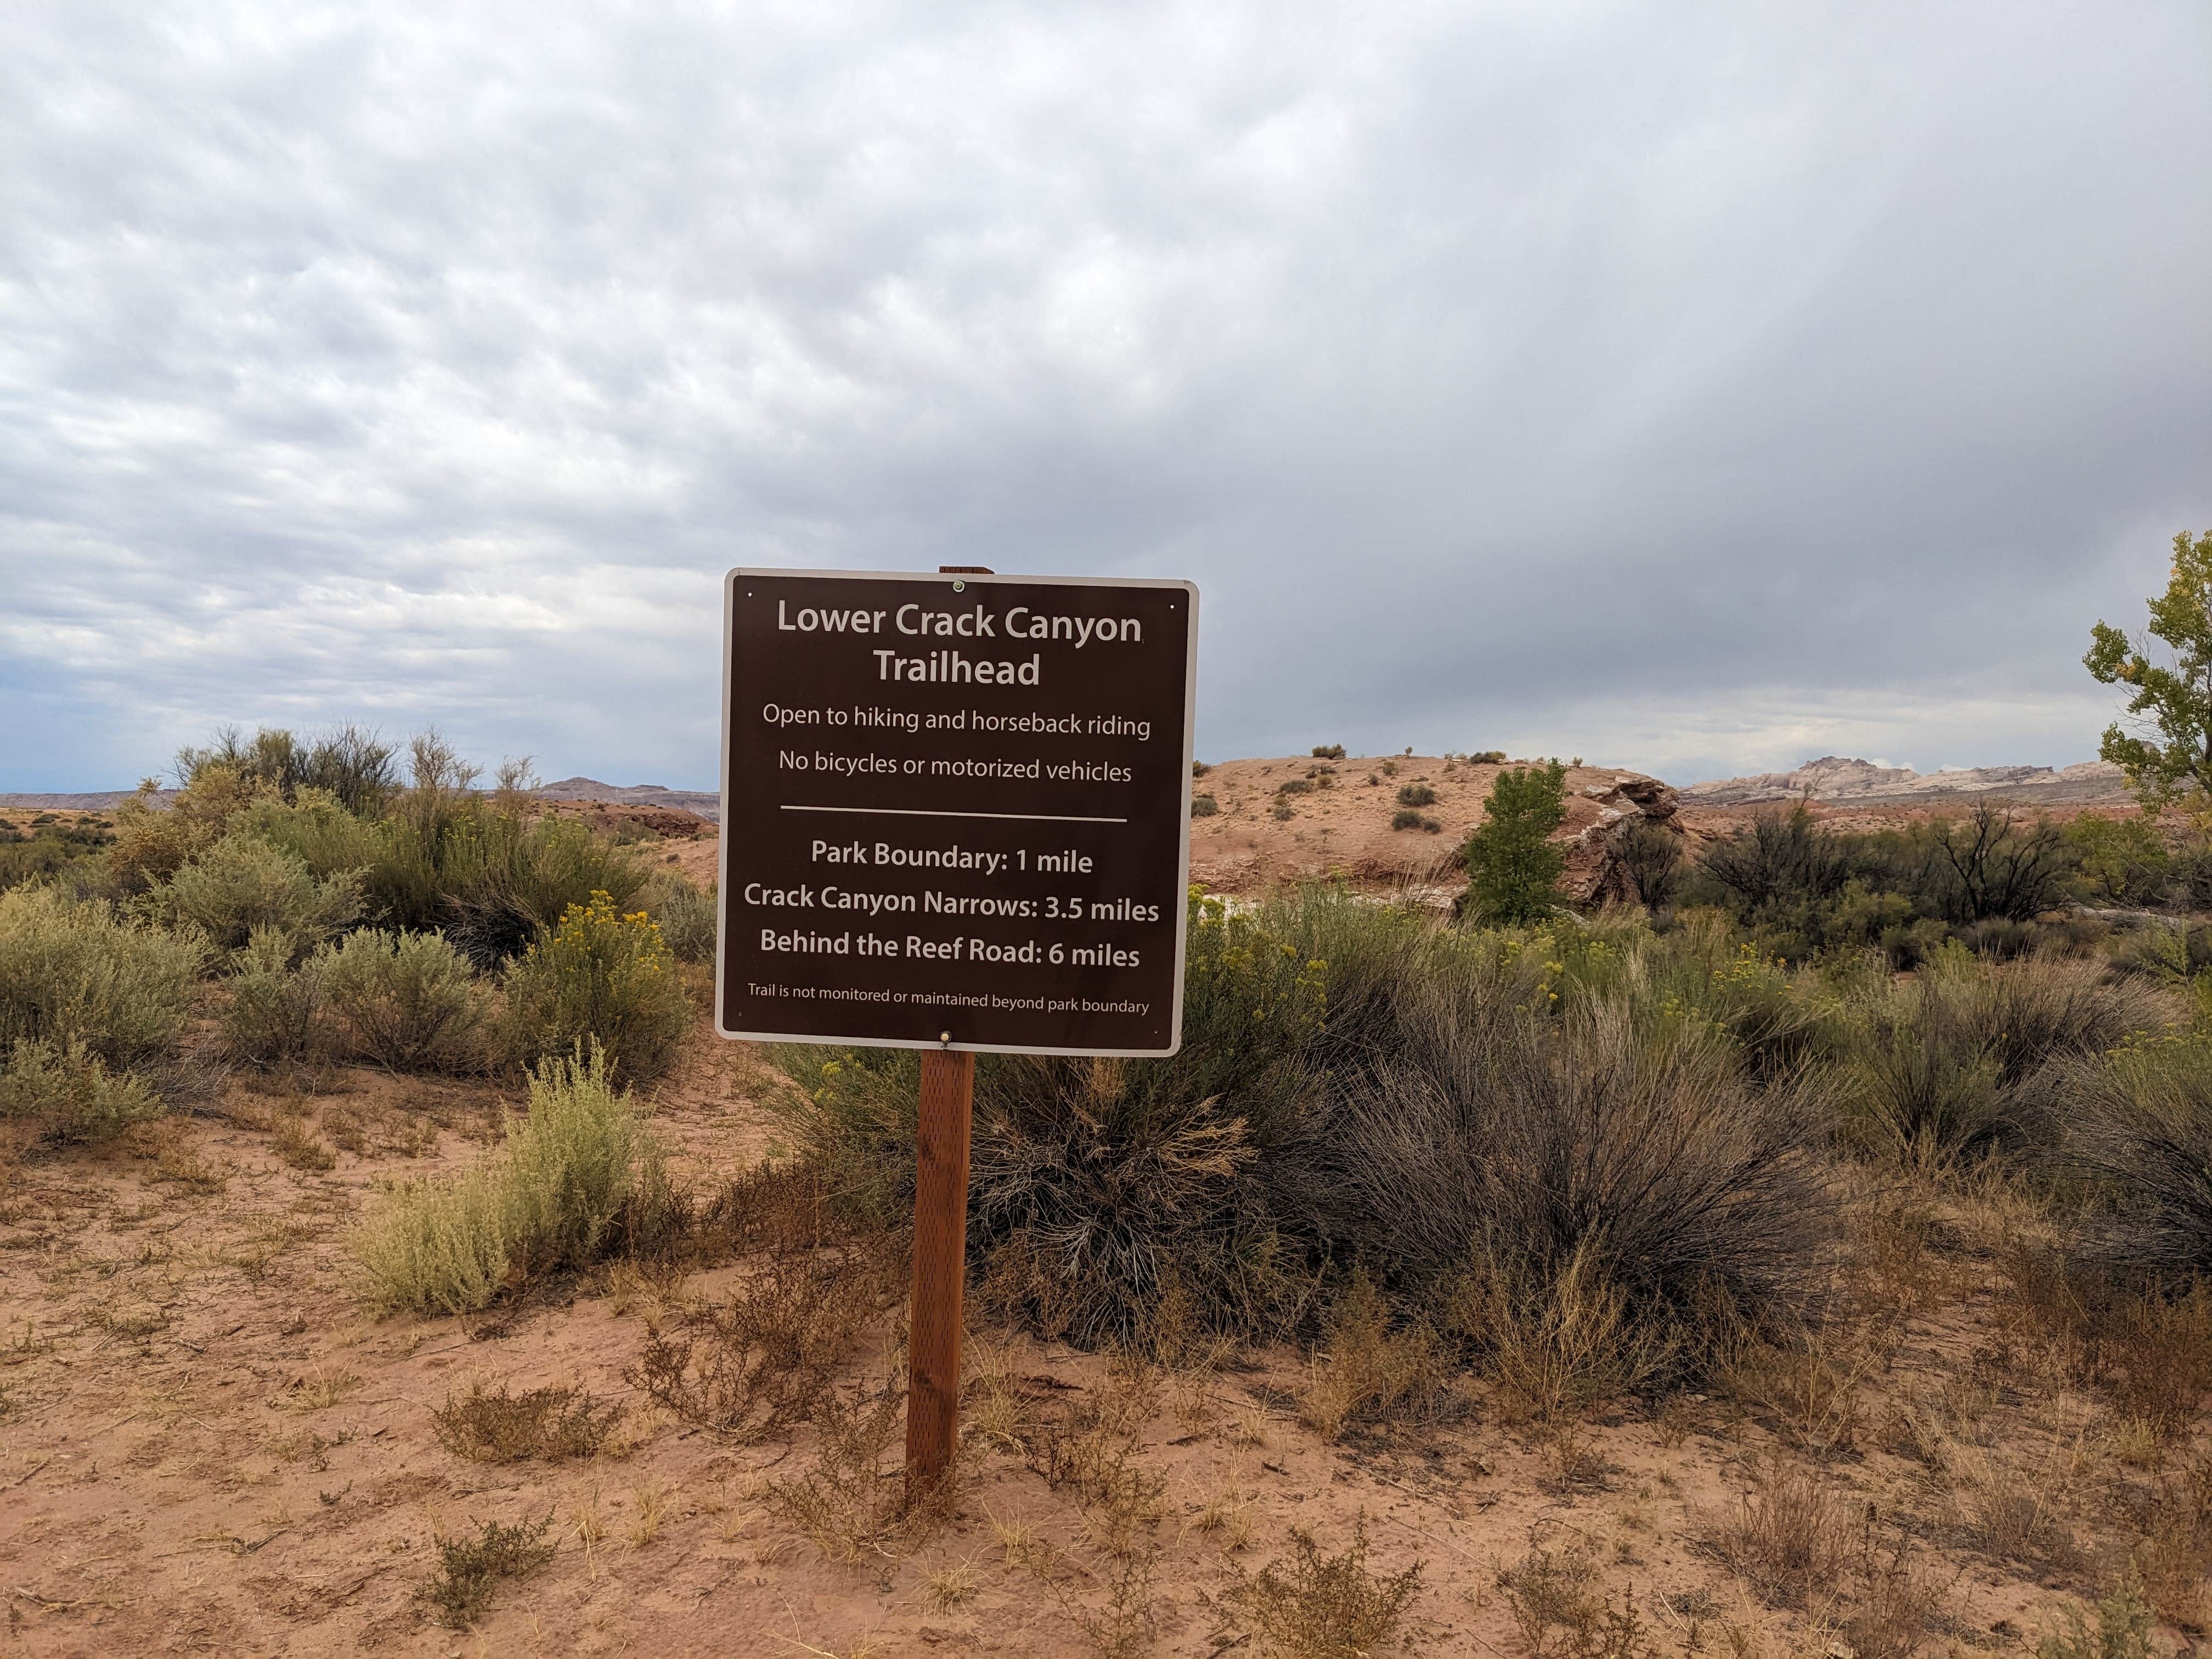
[[500, 890, 689, 1084]]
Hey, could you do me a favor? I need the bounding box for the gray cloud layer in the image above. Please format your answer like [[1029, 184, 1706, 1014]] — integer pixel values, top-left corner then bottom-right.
[[3, 2, 2207, 788]]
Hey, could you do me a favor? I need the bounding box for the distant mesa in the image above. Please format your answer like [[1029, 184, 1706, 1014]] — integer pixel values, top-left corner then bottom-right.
[[0, 776, 725, 823], [1680, 755, 2128, 808], [533, 777, 721, 823]]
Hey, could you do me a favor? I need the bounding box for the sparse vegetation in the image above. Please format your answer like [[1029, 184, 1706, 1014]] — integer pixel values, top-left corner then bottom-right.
[[425, 1513, 556, 1629], [1231, 1519, 1420, 1658], [1393, 783, 1435, 808], [631, 1250, 888, 1441], [1193, 793, 1219, 817], [351, 1046, 663, 1313], [641, 868, 716, 963], [22, 721, 2212, 1654], [432, 1380, 623, 1462]]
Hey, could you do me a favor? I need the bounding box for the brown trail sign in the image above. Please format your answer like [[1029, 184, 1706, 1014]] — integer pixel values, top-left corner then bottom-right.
[[716, 566, 1199, 1483]]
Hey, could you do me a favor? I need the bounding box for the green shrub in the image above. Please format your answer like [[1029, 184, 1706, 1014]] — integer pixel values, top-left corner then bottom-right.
[[1469, 750, 1506, 764], [352, 1047, 662, 1313], [223, 928, 330, 1066], [501, 893, 690, 1083], [1390, 809, 1438, 833], [1701, 803, 1849, 916], [1395, 783, 1436, 808], [105, 764, 266, 896], [1841, 952, 2171, 1164], [1312, 744, 1346, 760], [1614, 819, 1684, 908], [1191, 793, 1219, 818], [2070, 815, 2170, 907], [778, 888, 1328, 1344], [2062, 1038, 2212, 1273], [321, 929, 488, 1071], [176, 723, 400, 816], [0, 1038, 162, 1149], [365, 804, 649, 966], [1460, 762, 1568, 925], [1314, 995, 1831, 1380], [641, 870, 716, 964], [0, 885, 203, 1069], [149, 832, 362, 957], [0, 815, 116, 896], [233, 789, 383, 881]]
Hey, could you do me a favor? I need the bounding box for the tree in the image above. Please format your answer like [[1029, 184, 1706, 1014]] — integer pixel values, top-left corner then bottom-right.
[[1459, 760, 1568, 924], [1927, 803, 2074, 922], [2085, 529, 2212, 810]]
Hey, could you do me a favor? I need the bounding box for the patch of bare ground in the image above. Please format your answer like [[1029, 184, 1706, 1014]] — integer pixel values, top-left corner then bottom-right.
[[2, 1015, 2207, 1656]]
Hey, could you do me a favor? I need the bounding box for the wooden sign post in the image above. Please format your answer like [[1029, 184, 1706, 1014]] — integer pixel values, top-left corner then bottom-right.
[[906, 1046, 975, 1481], [715, 563, 1198, 1488]]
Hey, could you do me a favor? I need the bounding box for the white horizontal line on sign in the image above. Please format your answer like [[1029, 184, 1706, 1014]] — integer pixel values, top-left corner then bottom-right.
[[780, 804, 1130, 824]]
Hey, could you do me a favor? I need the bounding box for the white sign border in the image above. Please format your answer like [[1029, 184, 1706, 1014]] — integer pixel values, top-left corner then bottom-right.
[[714, 566, 1199, 1058]]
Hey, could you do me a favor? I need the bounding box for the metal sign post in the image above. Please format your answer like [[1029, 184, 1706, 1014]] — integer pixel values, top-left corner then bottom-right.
[[716, 563, 1198, 1489]]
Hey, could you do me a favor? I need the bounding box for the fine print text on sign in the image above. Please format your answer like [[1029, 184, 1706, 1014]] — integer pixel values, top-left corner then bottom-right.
[[716, 569, 1199, 1056]]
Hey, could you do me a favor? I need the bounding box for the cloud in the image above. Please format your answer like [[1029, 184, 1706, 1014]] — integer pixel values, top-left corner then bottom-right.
[[2, 0, 2207, 788]]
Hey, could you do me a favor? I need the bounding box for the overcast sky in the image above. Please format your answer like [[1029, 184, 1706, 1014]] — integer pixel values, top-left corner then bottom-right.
[[3, 2, 2207, 791]]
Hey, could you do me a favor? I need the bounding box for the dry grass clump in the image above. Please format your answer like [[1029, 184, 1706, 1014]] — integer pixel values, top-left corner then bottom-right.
[[352, 1046, 664, 1314], [1841, 954, 2170, 1167], [1323, 994, 1832, 1394], [641, 869, 716, 964], [1705, 1466, 1852, 1609], [2130, 1458, 2212, 1630], [2006, 1248, 2212, 1441], [763, 1380, 939, 1571], [431, 1380, 623, 1462], [424, 1513, 556, 1629], [1228, 1518, 1421, 1659], [1297, 1273, 1457, 1441], [1443, 1238, 1673, 1424], [630, 1250, 887, 1441], [1703, 1464, 1947, 1658], [2060, 1037, 2212, 1275]]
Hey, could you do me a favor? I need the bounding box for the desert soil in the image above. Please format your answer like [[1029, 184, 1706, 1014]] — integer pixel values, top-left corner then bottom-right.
[[0, 784, 2196, 1656], [0, 995, 2187, 1657]]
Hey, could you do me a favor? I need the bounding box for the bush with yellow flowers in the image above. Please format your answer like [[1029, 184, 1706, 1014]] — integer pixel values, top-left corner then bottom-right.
[[501, 891, 689, 1084]]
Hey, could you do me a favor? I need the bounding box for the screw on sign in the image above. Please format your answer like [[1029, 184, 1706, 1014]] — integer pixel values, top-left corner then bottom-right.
[[715, 563, 1199, 1488]]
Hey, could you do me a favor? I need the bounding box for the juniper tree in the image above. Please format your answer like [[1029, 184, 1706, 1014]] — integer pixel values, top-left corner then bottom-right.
[[1459, 760, 1568, 924]]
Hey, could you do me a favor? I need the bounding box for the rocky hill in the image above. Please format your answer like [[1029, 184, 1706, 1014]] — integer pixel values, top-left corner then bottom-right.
[[1681, 754, 2129, 809], [1188, 755, 1678, 903], [533, 776, 721, 821]]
